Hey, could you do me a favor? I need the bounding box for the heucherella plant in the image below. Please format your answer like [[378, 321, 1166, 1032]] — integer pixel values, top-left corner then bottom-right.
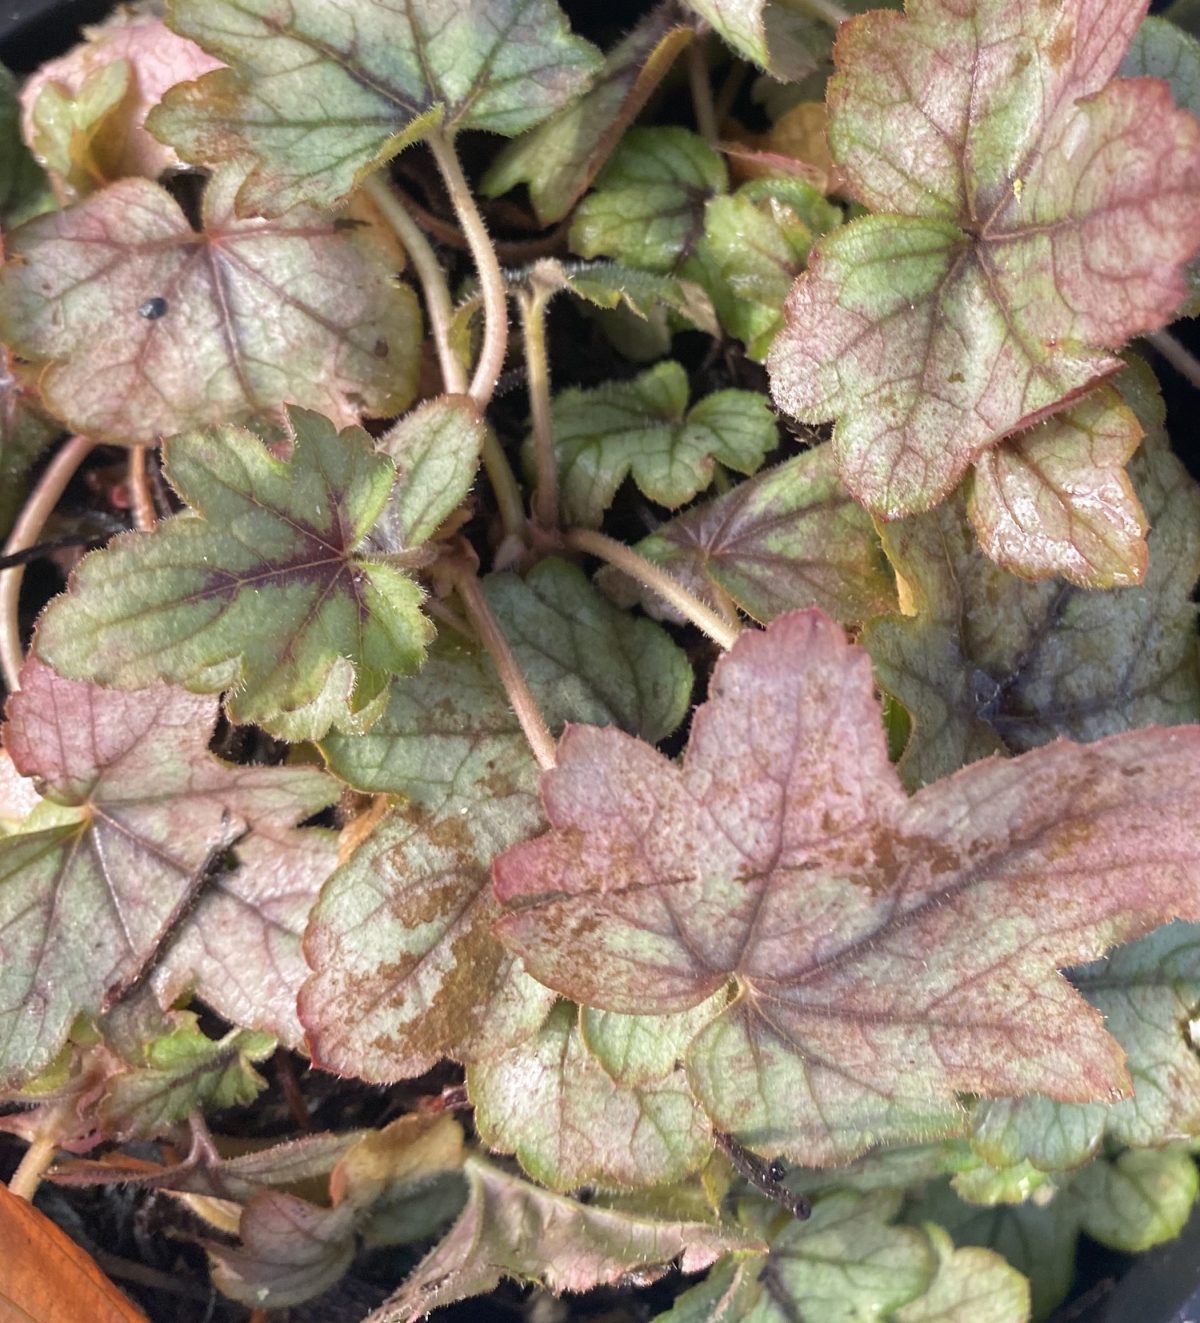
[[0, 0, 1199, 1319]]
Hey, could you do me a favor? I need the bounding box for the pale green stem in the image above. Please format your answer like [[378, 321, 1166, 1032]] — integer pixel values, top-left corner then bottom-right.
[[520, 283, 558, 530], [687, 36, 718, 144], [566, 528, 742, 650], [363, 172, 468, 395], [455, 571, 557, 771], [1, 434, 98, 693], [427, 129, 510, 408], [1147, 328, 1200, 392], [128, 445, 157, 532], [8, 1099, 75, 1199], [481, 431, 528, 543]]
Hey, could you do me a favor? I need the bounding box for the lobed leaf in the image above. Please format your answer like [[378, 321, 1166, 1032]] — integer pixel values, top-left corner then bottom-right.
[[149, 0, 602, 215], [367, 1153, 760, 1321], [972, 922, 1200, 1170], [678, 0, 832, 81], [36, 409, 434, 742], [768, 0, 1200, 519], [483, 6, 695, 224], [598, 443, 896, 627], [99, 1023, 275, 1141], [548, 360, 777, 527], [867, 365, 1200, 787], [967, 386, 1148, 587], [0, 168, 420, 444], [304, 561, 692, 1080], [496, 610, 1200, 1165], [657, 1190, 940, 1323], [468, 1001, 713, 1191], [0, 658, 335, 1089], [570, 127, 728, 274]]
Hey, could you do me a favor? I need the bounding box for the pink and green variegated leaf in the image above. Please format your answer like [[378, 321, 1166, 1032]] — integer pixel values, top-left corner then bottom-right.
[[495, 610, 1200, 1165], [148, 0, 602, 216], [35, 409, 433, 743], [368, 1154, 760, 1322], [0, 167, 420, 444], [968, 384, 1147, 588], [768, 0, 1200, 519], [0, 657, 336, 1090], [467, 1001, 713, 1191]]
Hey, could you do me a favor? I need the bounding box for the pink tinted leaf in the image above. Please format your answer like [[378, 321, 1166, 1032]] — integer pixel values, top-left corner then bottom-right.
[[0, 167, 420, 443], [467, 1001, 713, 1191], [0, 657, 336, 1089], [152, 826, 339, 1051], [495, 610, 1200, 1164], [19, 12, 223, 195], [367, 1153, 761, 1322], [768, 0, 1200, 518], [968, 385, 1147, 587]]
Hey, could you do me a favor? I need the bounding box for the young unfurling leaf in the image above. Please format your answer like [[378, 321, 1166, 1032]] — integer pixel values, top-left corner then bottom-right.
[[496, 610, 1200, 1165]]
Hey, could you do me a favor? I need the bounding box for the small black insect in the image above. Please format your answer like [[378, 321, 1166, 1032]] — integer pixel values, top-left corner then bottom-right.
[[767, 1159, 787, 1183], [137, 296, 169, 320]]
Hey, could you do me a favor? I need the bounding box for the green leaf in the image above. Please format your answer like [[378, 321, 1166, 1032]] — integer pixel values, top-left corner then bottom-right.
[[0, 168, 420, 444], [570, 127, 728, 274], [547, 259, 719, 335], [0, 658, 335, 1089], [1122, 15, 1200, 117], [496, 610, 1200, 1165], [866, 365, 1200, 788], [483, 7, 695, 224], [688, 178, 841, 361], [677, 0, 831, 81], [768, 0, 1200, 519], [581, 994, 728, 1088], [304, 560, 692, 1079], [36, 410, 434, 743], [148, 0, 602, 215], [657, 1190, 936, 1323], [373, 395, 487, 551], [548, 360, 777, 528], [469, 1001, 713, 1191], [1071, 1146, 1199, 1252], [368, 1153, 761, 1321], [967, 386, 1148, 588], [599, 444, 896, 628], [893, 1225, 1030, 1323], [972, 923, 1200, 1171], [101, 1023, 275, 1140], [0, 349, 58, 541], [1, 64, 53, 228]]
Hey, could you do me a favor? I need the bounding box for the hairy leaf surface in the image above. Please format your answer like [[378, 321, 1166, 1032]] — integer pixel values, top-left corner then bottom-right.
[[548, 360, 776, 527], [305, 561, 692, 1079], [868, 369, 1200, 786], [0, 169, 419, 443], [369, 1153, 759, 1321], [36, 410, 434, 742], [972, 922, 1200, 1169], [149, 0, 601, 214], [468, 1001, 713, 1191], [496, 610, 1200, 1164], [599, 444, 896, 627], [0, 659, 334, 1088], [768, 0, 1200, 518]]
